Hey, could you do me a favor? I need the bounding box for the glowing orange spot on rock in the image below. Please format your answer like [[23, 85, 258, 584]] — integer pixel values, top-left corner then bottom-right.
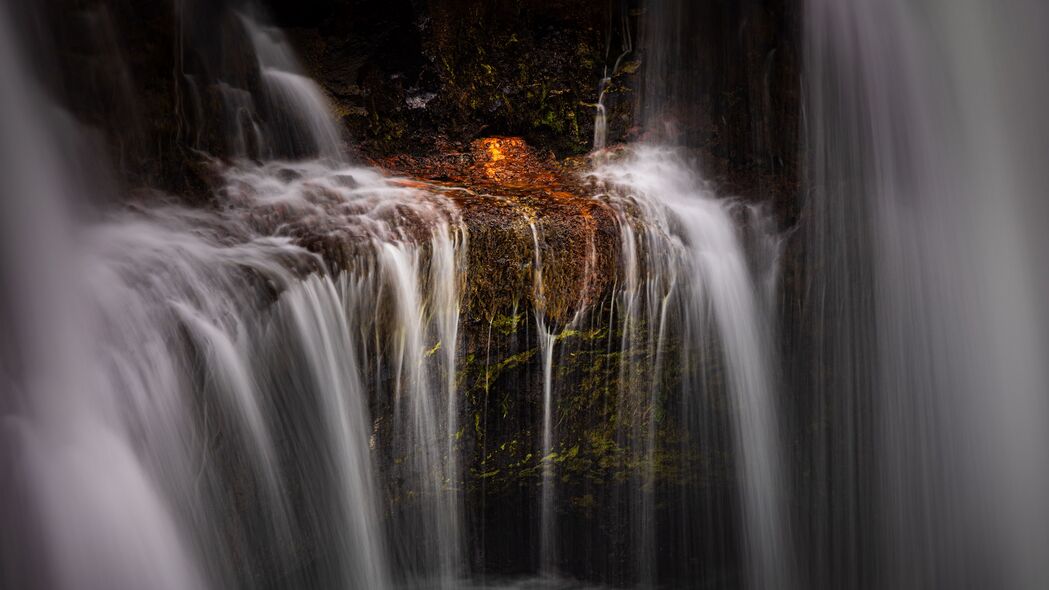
[[479, 137, 520, 179], [471, 137, 558, 188]]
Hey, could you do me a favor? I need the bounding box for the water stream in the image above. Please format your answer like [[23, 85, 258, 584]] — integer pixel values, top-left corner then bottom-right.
[[3, 0, 1047, 589], [589, 147, 787, 589]]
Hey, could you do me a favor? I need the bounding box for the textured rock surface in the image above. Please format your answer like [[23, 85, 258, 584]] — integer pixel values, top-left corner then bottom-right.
[[380, 136, 619, 323], [287, 0, 615, 158]]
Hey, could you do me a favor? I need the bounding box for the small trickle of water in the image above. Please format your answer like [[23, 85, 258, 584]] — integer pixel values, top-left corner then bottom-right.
[[592, 3, 632, 151], [528, 221, 560, 577]]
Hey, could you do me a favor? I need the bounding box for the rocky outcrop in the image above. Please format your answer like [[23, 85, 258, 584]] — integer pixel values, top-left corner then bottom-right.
[[370, 137, 736, 582], [287, 0, 617, 158], [33, 0, 800, 221], [380, 136, 619, 323], [281, 0, 800, 221]]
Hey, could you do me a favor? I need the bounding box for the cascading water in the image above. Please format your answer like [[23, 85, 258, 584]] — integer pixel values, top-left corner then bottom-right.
[[0, 3, 468, 588], [239, 14, 345, 160], [0, 8, 206, 589], [195, 134, 469, 590], [592, 1, 633, 152], [9, 0, 1047, 588], [800, 0, 1049, 588], [588, 147, 787, 589], [586, 0, 790, 585], [3, 0, 787, 586]]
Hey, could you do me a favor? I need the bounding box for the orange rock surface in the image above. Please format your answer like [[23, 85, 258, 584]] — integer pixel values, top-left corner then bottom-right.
[[378, 137, 619, 324]]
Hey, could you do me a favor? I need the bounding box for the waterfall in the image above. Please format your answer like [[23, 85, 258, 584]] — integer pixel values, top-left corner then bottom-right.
[[375, 231, 464, 587], [0, 7, 207, 588], [801, 0, 1049, 587], [0, 2, 469, 587], [273, 274, 392, 589], [218, 160, 468, 587], [192, 11, 346, 161], [239, 14, 346, 160], [588, 0, 791, 584], [536, 325, 558, 576], [0, 145, 469, 588], [590, 147, 787, 588], [2, 0, 788, 586], [12, 0, 1049, 587]]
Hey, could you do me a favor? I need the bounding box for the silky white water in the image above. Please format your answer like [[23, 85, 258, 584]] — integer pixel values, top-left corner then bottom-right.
[[0, 3, 468, 586], [527, 219, 560, 578], [589, 146, 788, 589], [801, 0, 1049, 588], [2, 0, 787, 586], [590, 2, 789, 584]]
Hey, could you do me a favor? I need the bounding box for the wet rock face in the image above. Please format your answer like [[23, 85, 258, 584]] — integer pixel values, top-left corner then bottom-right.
[[215, 134, 718, 583], [269, 0, 801, 222], [289, 0, 617, 158], [375, 137, 740, 584], [34, 0, 800, 219]]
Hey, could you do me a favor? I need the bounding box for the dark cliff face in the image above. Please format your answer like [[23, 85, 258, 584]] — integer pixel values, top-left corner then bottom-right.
[[269, 0, 800, 215], [28, 0, 799, 217], [279, 0, 611, 158]]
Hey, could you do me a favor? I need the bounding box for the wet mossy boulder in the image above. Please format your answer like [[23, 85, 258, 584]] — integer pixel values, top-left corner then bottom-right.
[[381, 136, 619, 324]]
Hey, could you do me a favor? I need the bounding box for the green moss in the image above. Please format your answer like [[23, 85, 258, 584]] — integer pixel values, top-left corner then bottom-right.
[[457, 290, 721, 511], [619, 60, 641, 75], [489, 348, 536, 380], [425, 341, 441, 357], [491, 313, 524, 336], [556, 326, 607, 342]]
